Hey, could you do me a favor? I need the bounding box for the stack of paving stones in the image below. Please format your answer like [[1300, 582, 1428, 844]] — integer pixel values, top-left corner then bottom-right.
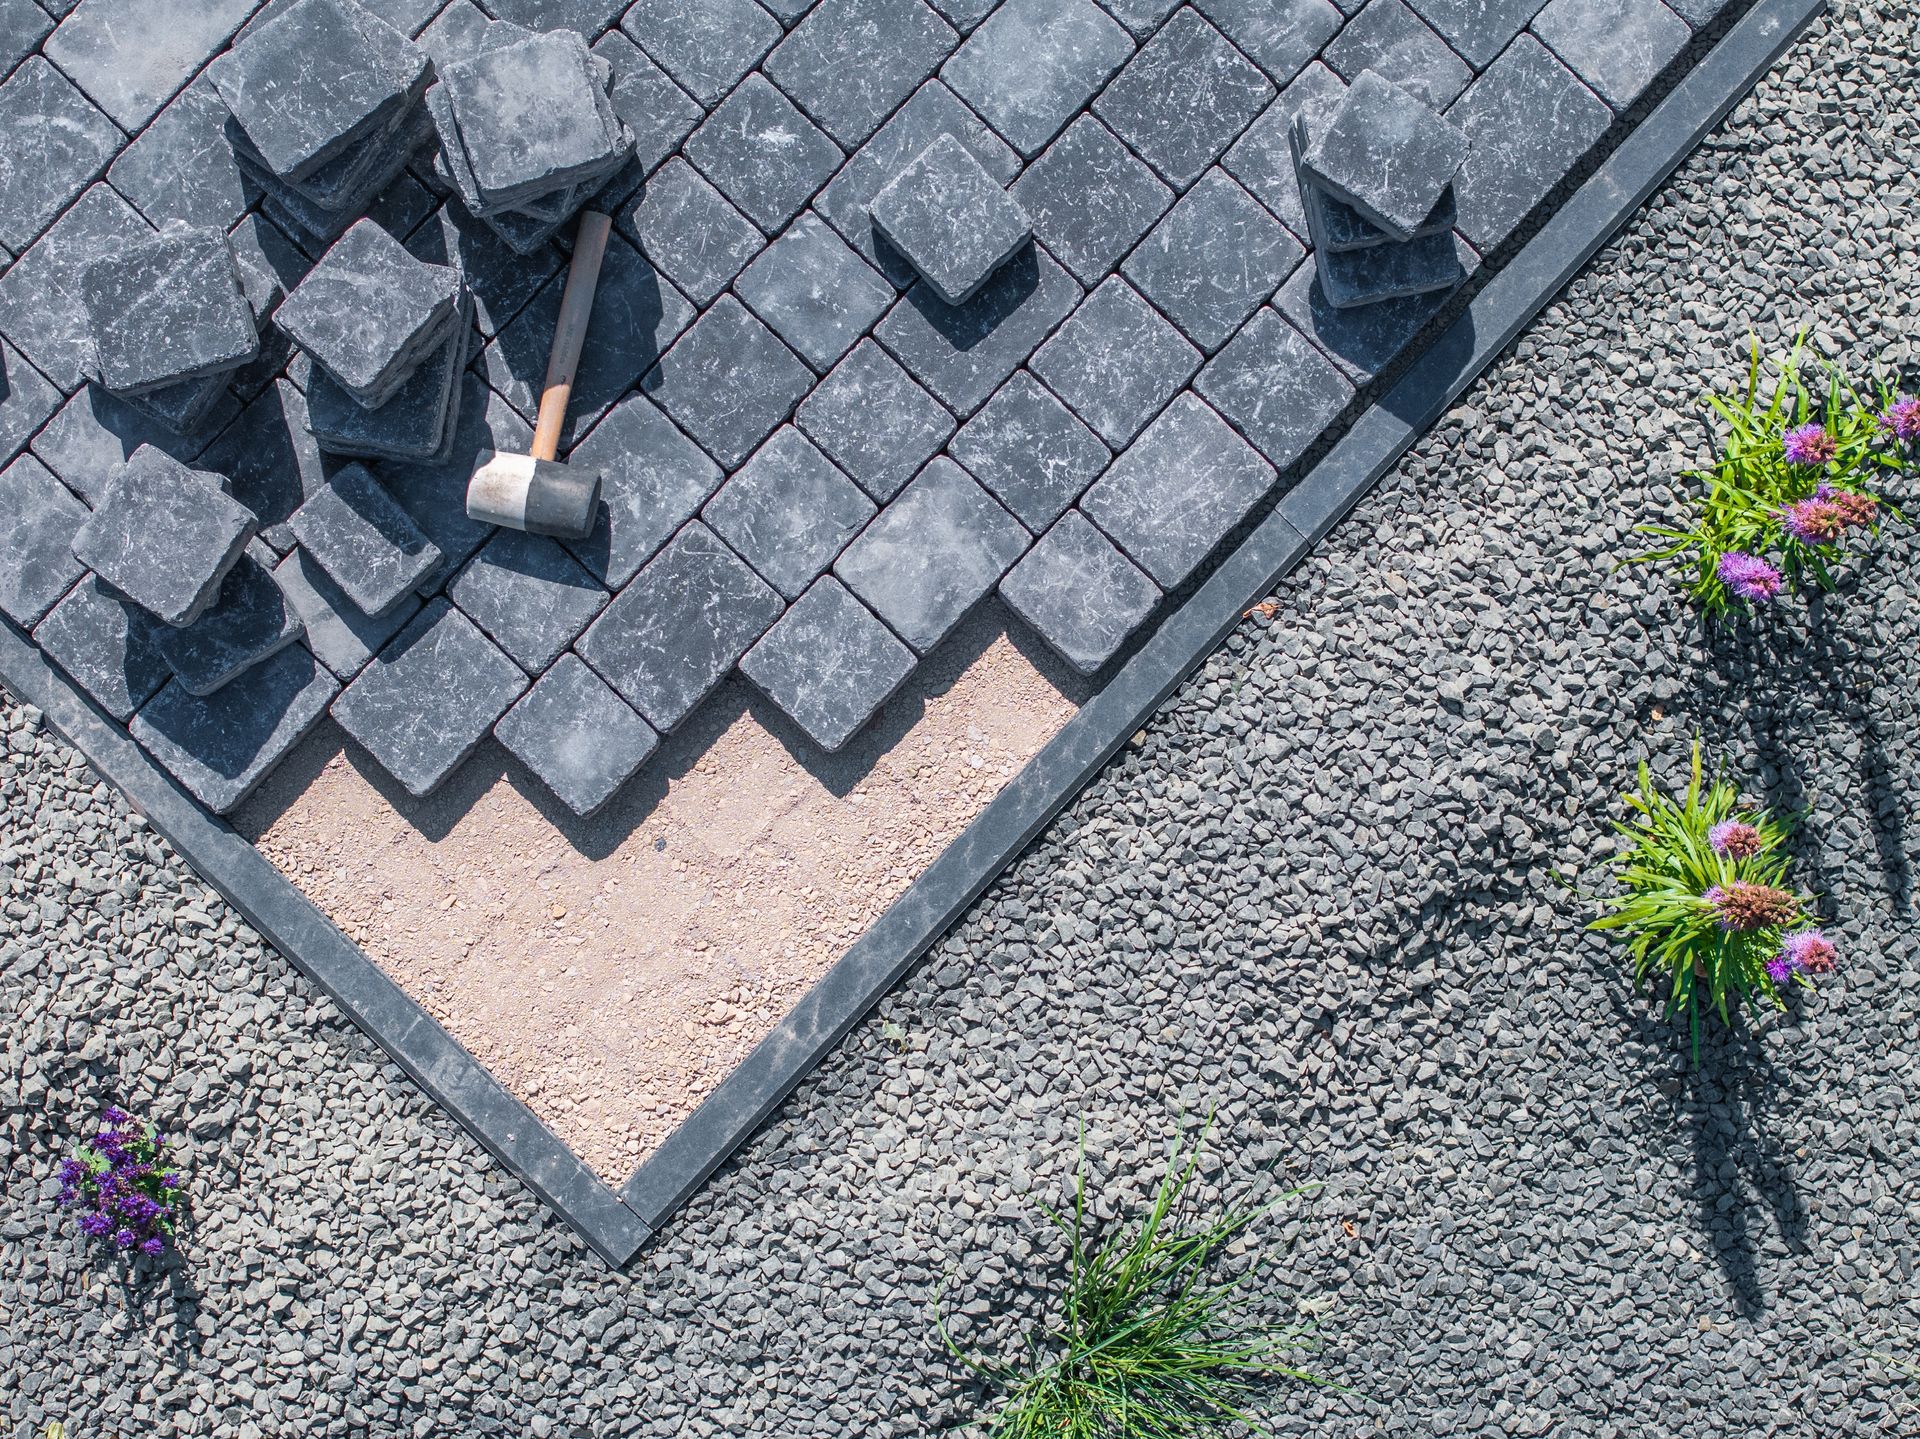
[[0, 0, 1707, 824]]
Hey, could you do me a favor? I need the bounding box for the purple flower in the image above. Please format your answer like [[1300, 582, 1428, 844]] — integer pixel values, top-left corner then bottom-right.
[[1815, 483, 1880, 528], [1783, 423, 1838, 468], [111, 1227, 136, 1249], [1706, 880, 1799, 933], [1779, 496, 1845, 545], [1881, 395, 1920, 444], [78, 1212, 112, 1237], [1766, 956, 1795, 983], [1708, 820, 1763, 860], [140, 1235, 166, 1257], [160, 1172, 182, 1191], [101, 1105, 130, 1127], [1783, 929, 1838, 974], [1716, 551, 1784, 603]]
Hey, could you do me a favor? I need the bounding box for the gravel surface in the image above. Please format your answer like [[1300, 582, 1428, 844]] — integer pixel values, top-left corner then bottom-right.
[[4, 3, 1917, 1433]]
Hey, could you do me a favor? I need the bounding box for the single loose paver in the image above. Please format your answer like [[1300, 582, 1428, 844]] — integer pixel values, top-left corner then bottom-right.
[[947, 370, 1109, 530], [1323, 0, 1473, 109], [289, 463, 444, 618], [734, 215, 895, 371], [869, 134, 1033, 306], [272, 546, 421, 680], [1030, 276, 1199, 447], [450, 531, 610, 675], [71, 447, 257, 628], [152, 544, 306, 697], [795, 339, 955, 502], [998, 508, 1159, 673], [0, 58, 121, 254], [0, 455, 88, 629], [1531, 0, 1690, 110], [738, 577, 915, 751], [31, 575, 173, 721], [1193, 306, 1354, 467], [703, 426, 876, 598], [1296, 71, 1470, 239], [685, 75, 844, 231], [562, 393, 724, 590], [1093, 8, 1274, 189], [763, 0, 959, 147], [1122, 169, 1303, 352], [940, 0, 1133, 157], [494, 654, 660, 818], [82, 229, 259, 397], [1011, 115, 1171, 286], [618, 158, 764, 307], [645, 296, 815, 470]]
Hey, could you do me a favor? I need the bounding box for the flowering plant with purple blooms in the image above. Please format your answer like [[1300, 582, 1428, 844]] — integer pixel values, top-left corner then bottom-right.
[[1591, 744, 1836, 1055], [57, 1106, 186, 1260], [1633, 338, 1904, 617]]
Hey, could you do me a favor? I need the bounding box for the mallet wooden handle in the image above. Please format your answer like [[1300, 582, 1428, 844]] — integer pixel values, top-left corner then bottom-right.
[[531, 210, 613, 463]]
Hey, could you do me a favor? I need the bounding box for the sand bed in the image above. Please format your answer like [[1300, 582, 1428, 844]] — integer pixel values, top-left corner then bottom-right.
[[234, 607, 1083, 1181]]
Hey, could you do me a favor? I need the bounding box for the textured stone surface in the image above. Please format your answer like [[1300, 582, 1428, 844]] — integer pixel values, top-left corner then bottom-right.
[[83, 229, 259, 397], [1194, 306, 1353, 466], [1532, 0, 1691, 109], [107, 77, 258, 231], [1011, 115, 1170, 286], [406, 200, 562, 340], [735, 215, 895, 370], [1273, 252, 1454, 380], [331, 598, 528, 798], [289, 463, 444, 618], [240, 105, 434, 248], [0, 455, 87, 628], [1298, 157, 1457, 251], [645, 296, 814, 470], [0, 342, 62, 468], [562, 394, 724, 590], [130, 644, 338, 812], [197, 381, 336, 551], [272, 545, 422, 680], [494, 653, 660, 818], [1031, 277, 1198, 446], [30, 574, 173, 720], [450, 530, 610, 675], [472, 0, 627, 30], [998, 509, 1158, 673], [591, 30, 703, 202], [0, 58, 120, 254], [1447, 34, 1612, 248], [833, 457, 1028, 653], [303, 300, 474, 463], [1080, 393, 1272, 586], [703, 426, 876, 598], [1408, 0, 1548, 68], [30, 385, 231, 509], [795, 339, 955, 502], [948, 370, 1109, 530], [42, 0, 255, 130], [1093, 8, 1273, 188], [72, 447, 258, 628], [873, 245, 1081, 416], [1314, 226, 1471, 307], [0, 184, 152, 392], [1297, 71, 1470, 240], [869, 134, 1033, 307], [153, 544, 306, 697], [684, 75, 844, 231], [0, 0, 50, 76], [577, 521, 784, 731], [1097, 0, 1181, 37], [764, 0, 958, 147], [1191, 0, 1339, 85], [1123, 169, 1303, 351], [618, 158, 764, 307], [621, 0, 781, 107], [1323, 0, 1473, 109], [738, 577, 915, 751], [939, 0, 1133, 157]]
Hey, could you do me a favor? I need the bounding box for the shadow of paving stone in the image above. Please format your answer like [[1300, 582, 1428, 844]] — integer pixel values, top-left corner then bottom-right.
[[32, 576, 173, 721], [152, 543, 306, 697]]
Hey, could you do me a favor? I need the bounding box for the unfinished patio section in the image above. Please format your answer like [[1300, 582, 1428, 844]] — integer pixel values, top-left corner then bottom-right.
[[0, 0, 1825, 1262]]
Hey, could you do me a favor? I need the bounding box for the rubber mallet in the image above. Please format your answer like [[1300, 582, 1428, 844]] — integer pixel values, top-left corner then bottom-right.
[[465, 210, 611, 540]]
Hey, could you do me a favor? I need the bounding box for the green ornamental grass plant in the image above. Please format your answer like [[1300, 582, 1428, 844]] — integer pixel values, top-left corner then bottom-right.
[[1591, 744, 1837, 1054], [942, 1122, 1331, 1439]]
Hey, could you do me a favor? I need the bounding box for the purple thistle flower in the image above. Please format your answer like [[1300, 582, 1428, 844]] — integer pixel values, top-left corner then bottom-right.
[[1783, 929, 1838, 974], [1783, 422, 1838, 468], [1815, 484, 1880, 528], [1716, 551, 1783, 603], [1708, 820, 1763, 860], [1766, 956, 1795, 984], [1779, 496, 1845, 545], [1881, 395, 1920, 444], [140, 1235, 166, 1257]]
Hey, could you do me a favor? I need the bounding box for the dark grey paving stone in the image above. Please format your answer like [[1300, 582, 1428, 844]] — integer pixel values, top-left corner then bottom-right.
[[0, 340, 61, 466], [833, 456, 1028, 653], [407, 202, 563, 339], [210, 0, 429, 184], [1097, 0, 1179, 37], [494, 653, 659, 817], [1079, 392, 1271, 586], [685, 75, 845, 231], [644, 296, 814, 470], [1011, 115, 1170, 286], [32, 575, 172, 721], [132, 645, 339, 813], [486, 231, 695, 448], [1121, 169, 1303, 352], [622, 0, 781, 107], [794, 338, 953, 502], [590, 30, 703, 205], [31, 384, 233, 506], [739, 576, 914, 751], [240, 105, 437, 250], [1030, 277, 1198, 447], [1323, 0, 1473, 109], [228, 51, 430, 212], [197, 380, 339, 550], [733, 215, 894, 372], [763, 0, 821, 20], [332, 597, 528, 797], [73, 446, 258, 627], [1531, 0, 1689, 109], [0, 59, 120, 255], [939, 0, 1133, 157], [0, 453, 86, 627], [272, 545, 422, 680], [577, 520, 784, 730], [1407, 0, 1547, 68], [289, 462, 444, 616], [44, 0, 255, 130], [0, 0, 51, 77], [998, 508, 1158, 673], [869, 134, 1033, 307], [473, 0, 627, 31], [303, 300, 475, 462], [117, 373, 236, 441], [947, 370, 1107, 530], [765, 0, 957, 147], [0, 185, 151, 392], [813, 79, 1022, 284], [1223, 60, 1347, 241], [873, 244, 1081, 417], [1191, 0, 1339, 85], [153, 543, 306, 696], [416, 0, 497, 70], [616, 157, 764, 307], [1446, 33, 1612, 247], [1297, 71, 1469, 240], [703, 426, 876, 598], [108, 77, 259, 231], [562, 393, 722, 588], [376, 373, 528, 574], [1193, 306, 1352, 467], [1661, 0, 1727, 23], [925, 0, 992, 29], [1093, 8, 1274, 189], [1298, 146, 1456, 251], [1272, 247, 1460, 380], [83, 229, 260, 397], [450, 529, 609, 674], [1315, 226, 1470, 306]]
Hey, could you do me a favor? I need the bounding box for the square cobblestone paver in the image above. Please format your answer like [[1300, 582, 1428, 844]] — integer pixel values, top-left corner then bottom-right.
[[44, 0, 255, 131], [999, 509, 1158, 673], [73, 446, 258, 628], [1080, 393, 1272, 587], [495, 653, 660, 818], [646, 296, 815, 470], [0, 0, 51, 76], [703, 426, 876, 597], [834, 456, 1028, 653], [1531, 0, 1689, 110], [618, 158, 764, 306], [272, 546, 421, 680], [739, 577, 915, 751], [0, 185, 153, 392], [1093, 9, 1273, 189], [869, 134, 1034, 307], [1323, 0, 1472, 109], [1296, 71, 1469, 239], [685, 75, 844, 231], [577, 521, 785, 731], [331, 598, 529, 799], [33, 576, 173, 722], [940, 0, 1134, 157], [592, 31, 703, 202], [83, 228, 260, 397], [764, 0, 958, 147], [735, 215, 895, 370], [563, 394, 724, 589], [0, 59, 121, 255], [0, 454, 87, 628], [153, 542, 306, 697], [302, 299, 475, 463], [948, 370, 1108, 530], [1011, 115, 1170, 286], [796, 338, 955, 501], [1408, 0, 1548, 68], [289, 463, 444, 617], [1122, 169, 1303, 352], [1191, 0, 1339, 85], [1030, 277, 1198, 447], [451, 530, 611, 675], [31, 386, 231, 507], [622, 0, 782, 107], [1194, 306, 1353, 468], [108, 77, 258, 231]]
